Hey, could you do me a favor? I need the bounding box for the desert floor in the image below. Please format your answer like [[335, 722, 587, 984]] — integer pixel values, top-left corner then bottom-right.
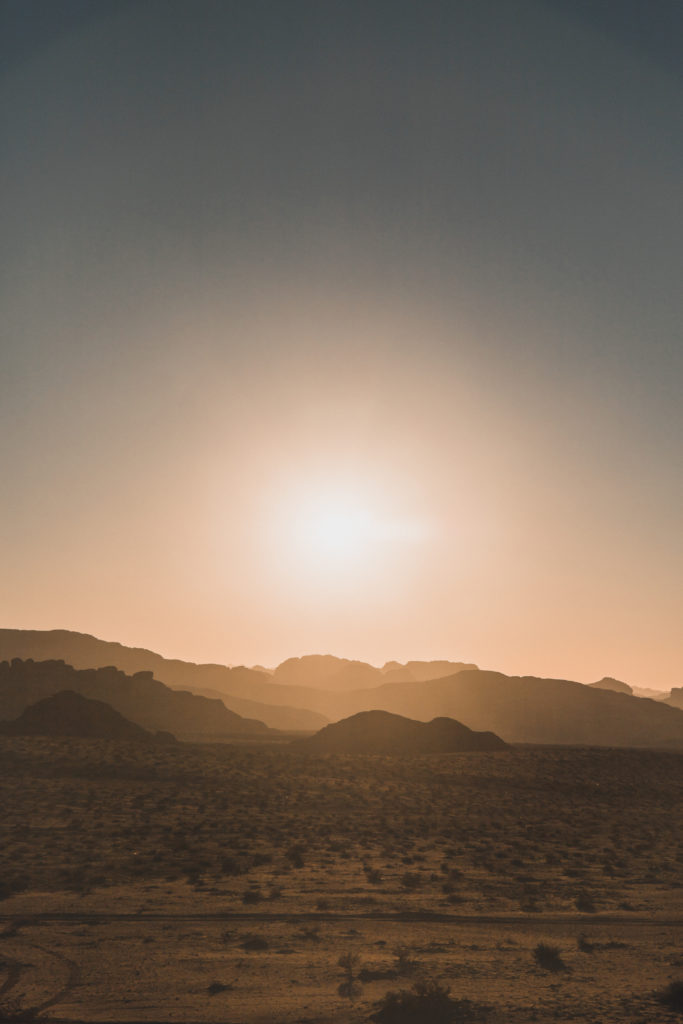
[[1, 737, 681, 1022]]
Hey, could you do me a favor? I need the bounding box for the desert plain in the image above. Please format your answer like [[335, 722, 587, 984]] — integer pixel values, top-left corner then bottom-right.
[[1, 737, 681, 1023]]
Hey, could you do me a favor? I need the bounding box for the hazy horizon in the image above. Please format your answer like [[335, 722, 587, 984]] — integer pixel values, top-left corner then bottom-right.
[[3, 1, 682, 690]]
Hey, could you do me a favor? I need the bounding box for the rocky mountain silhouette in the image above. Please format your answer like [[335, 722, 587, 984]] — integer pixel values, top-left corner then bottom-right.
[[0, 630, 324, 731], [185, 686, 328, 731], [273, 655, 381, 690], [320, 670, 683, 749], [380, 660, 478, 683], [297, 709, 506, 754], [589, 677, 634, 695], [3, 631, 681, 748], [273, 654, 477, 689], [632, 686, 670, 700], [0, 658, 271, 740], [0, 689, 177, 742], [664, 687, 683, 710]]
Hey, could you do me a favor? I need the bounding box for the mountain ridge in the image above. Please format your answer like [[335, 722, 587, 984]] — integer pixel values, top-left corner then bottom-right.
[[0, 658, 272, 740], [0, 689, 177, 743]]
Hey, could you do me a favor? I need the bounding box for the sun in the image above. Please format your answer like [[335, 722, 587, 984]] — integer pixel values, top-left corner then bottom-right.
[[307, 501, 377, 562], [259, 474, 430, 589]]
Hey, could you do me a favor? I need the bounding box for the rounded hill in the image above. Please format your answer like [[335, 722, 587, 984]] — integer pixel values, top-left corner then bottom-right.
[[296, 709, 507, 754], [0, 689, 176, 743]]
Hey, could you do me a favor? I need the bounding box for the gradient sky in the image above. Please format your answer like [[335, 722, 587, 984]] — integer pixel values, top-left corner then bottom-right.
[[2, 0, 682, 688]]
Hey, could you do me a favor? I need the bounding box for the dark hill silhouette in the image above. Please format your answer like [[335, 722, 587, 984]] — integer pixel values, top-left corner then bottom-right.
[[0, 658, 271, 740], [186, 686, 328, 731], [0, 630, 325, 731], [664, 687, 683, 710], [318, 670, 683, 749], [297, 710, 506, 754], [589, 676, 633, 695], [0, 690, 176, 743], [3, 632, 681, 748]]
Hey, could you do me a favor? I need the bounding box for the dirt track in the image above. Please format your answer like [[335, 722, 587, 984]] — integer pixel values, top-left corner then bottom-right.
[[2, 909, 683, 925]]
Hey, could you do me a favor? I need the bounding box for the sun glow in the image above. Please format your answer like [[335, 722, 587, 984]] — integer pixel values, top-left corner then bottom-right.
[[270, 480, 432, 585], [304, 497, 380, 564]]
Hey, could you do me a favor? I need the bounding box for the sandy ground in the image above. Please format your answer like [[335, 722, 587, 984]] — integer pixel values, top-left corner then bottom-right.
[[1, 882, 682, 1023], [1, 738, 682, 1021]]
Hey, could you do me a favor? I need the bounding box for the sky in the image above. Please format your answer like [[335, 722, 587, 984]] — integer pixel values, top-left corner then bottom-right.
[[2, 0, 682, 688]]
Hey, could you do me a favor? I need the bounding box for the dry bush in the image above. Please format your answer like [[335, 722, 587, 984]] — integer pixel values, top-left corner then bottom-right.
[[370, 979, 488, 1024], [533, 942, 567, 972], [657, 980, 683, 1014]]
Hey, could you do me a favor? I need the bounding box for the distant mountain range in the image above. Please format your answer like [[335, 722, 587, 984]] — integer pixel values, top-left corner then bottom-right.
[[589, 676, 633, 695], [0, 630, 326, 732], [0, 689, 177, 743], [664, 687, 683, 710], [297, 710, 506, 754], [327, 670, 683, 748], [0, 657, 271, 740], [1, 629, 682, 749], [272, 654, 477, 690]]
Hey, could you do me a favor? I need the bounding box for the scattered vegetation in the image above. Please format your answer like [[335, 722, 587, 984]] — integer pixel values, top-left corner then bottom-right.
[[370, 979, 488, 1024], [533, 942, 567, 972], [657, 980, 683, 1014], [240, 933, 268, 951], [393, 945, 418, 977], [207, 979, 235, 995], [337, 951, 363, 1001], [1, 736, 681, 920], [575, 891, 596, 913]]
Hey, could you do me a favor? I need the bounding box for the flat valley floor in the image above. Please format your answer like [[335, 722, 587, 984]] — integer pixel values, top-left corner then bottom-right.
[[1, 738, 682, 1023]]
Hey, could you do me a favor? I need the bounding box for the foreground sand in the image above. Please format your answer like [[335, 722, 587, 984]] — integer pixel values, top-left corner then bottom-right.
[[1, 737, 681, 1021]]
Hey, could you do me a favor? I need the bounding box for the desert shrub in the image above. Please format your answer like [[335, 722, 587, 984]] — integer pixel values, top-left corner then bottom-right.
[[207, 979, 234, 994], [657, 980, 683, 1013], [575, 892, 596, 913], [366, 868, 383, 884], [221, 856, 246, 877], [251, 851, 273, 867], [241, 888, 262, 904], [241, 933, 268, 951], [286, 843, 306, 868], [0, 1000, 37, 1021], [533, 943, 567, 972], [577, 934, 595, 953], [401, 872, 422, 890], [338, 951, 363, 1001], [370, 979, 487, 1023], [393, 946, 418, 977]]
